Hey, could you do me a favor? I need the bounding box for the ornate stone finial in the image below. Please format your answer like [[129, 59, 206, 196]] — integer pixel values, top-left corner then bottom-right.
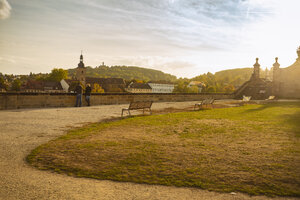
[[273, 57, 280, 69], [251, 57, 260, 80], [254, 57, 260, 68]]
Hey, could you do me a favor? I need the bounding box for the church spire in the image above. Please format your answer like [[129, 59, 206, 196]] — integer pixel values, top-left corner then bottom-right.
[[80, 50, 83, 62], [78, 51, 85, 68]]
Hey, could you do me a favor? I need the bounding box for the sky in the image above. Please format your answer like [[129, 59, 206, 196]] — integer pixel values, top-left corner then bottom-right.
[[0, 0, 299, 78]]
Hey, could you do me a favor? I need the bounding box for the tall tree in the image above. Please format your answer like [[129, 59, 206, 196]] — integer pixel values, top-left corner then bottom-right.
[[11, 79, 21, 91], [47, 68, 68, 82], [0, 76, 7, 91]]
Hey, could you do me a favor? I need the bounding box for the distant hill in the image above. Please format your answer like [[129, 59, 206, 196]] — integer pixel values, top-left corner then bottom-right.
[[191, 68, 253, 86], [214, 68, 253, 87], [182, 67, 260, 93], [68, 65, 177, 82]]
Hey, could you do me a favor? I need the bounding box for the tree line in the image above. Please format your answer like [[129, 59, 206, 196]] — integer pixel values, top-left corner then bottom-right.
[[1, 65, 272, 93]]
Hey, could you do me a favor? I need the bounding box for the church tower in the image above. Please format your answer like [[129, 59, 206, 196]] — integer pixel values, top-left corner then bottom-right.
[[76, 52, 86, 84]]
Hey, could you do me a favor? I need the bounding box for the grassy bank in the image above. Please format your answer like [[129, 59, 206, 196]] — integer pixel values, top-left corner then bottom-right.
[[27, 102, 300, 197]]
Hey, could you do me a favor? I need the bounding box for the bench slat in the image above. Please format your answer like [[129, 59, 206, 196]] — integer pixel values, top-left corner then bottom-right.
[[122, 101, 153, 117], [194, 98, 214, 110]]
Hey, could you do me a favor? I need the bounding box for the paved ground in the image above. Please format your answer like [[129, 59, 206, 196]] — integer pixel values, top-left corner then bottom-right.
[[0, 101, 298, 200]]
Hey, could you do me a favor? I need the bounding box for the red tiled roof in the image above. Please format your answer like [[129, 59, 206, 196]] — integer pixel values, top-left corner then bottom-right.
[[128, 83, 152, 89]]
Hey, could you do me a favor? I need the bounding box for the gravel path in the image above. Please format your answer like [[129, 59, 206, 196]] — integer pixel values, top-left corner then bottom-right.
[[0, 101, 298, 200]]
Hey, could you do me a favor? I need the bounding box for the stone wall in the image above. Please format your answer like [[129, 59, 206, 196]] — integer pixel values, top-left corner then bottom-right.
[[273, 60, 300, 99], [0, 92, 234, 110], [272, 49, 300, 99]]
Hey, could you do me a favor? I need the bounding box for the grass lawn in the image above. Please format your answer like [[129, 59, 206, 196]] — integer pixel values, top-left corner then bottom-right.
[[27, 102, 300, 197]]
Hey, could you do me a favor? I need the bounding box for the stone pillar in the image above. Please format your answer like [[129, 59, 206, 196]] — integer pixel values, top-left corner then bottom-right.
[[272, 57, 280, 95], [297, 46, 300, 62], [251, 58, 260, 80]]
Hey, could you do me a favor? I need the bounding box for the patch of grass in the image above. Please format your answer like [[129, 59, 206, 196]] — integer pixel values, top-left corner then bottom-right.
[[27, 102, 300, 197]]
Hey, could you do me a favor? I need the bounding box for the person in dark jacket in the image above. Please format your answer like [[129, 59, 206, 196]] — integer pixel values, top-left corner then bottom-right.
[[75, 83, 83, 107], [85, 84, 92, 106]]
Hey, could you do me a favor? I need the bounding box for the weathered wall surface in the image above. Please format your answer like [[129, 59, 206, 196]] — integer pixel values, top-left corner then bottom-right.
[[274, 60, 300, 99], [0, 93, 234, 110]]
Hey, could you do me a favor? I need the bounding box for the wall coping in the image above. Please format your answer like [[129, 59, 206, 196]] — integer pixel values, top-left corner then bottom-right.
[[0, 92, 233, 96]]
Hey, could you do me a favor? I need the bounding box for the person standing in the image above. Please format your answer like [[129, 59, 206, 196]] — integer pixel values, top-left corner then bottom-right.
[[75, 82, 83, 107], [85, 84, 92, 106]]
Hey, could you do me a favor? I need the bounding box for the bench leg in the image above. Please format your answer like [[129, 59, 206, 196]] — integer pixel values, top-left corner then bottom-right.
[[195, 104, 201, 111], [122, 109, 130, 117]]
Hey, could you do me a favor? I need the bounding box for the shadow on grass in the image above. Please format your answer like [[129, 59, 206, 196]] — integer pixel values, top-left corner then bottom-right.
[[283, 110, 300, 137], [242, 102, 300, 137], [242, 102, 300, 113]]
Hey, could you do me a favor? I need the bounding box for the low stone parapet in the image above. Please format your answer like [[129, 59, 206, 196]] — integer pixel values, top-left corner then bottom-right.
[[0, 92, 234, 110]]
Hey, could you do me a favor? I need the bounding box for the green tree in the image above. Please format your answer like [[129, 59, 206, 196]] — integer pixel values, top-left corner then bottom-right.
[[0, 76, 8, 91], [224, 85, 235, 93], [173, 79, 189, 93], [11, 79, 21, 91], [189, 86, 199, 93], [48, 68, 68, 82], [206, 86, 216, 93]]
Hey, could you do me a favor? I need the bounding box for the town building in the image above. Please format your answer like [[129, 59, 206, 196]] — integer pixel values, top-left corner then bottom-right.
[[21, 80, 65, 93], [126, 82, 152, 93], [73, 53, 126, 93], [187, 81, 205, 93], [85, 77, 125, 93], [147, 81, 175, 93]]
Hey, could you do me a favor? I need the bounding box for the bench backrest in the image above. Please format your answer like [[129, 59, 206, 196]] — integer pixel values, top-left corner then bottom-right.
[[202, 98, 214, 104], [129, 101, 153, 109], [267, 96, 275, 100], [242, 95, 251, 102]]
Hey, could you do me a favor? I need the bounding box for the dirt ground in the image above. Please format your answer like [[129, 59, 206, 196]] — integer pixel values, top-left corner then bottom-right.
[[0, 100, 298, 200]]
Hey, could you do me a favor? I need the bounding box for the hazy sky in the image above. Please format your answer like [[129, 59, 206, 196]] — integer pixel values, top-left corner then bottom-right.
[[0, 0, 299, 78]]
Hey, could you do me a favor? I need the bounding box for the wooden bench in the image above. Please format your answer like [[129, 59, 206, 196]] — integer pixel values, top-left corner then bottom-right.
[[121, 101, 153, 117], [265, 95, 276, 101], [194, 98, 215, 110], [261, 96, 277, 104], [240, 95, 251, 106]]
